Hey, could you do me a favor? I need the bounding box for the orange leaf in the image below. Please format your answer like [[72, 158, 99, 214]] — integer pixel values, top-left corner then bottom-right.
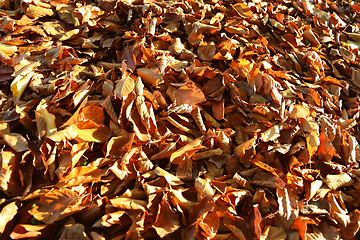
[[152, 195, 180, 238], [28, 189, 87, 224], [0, 201, 21, 236], [306, 131, 320, 158], [137, 68, 164, 87], [10, 224, 48, 239]]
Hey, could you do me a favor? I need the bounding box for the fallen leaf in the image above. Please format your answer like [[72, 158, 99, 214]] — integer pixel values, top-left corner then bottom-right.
[[323, 173, 354, 190], [3, 133, 29, 152], [152, 195, 180, 238], [28, 189, 87, 224], [0, 201, 21, 237]]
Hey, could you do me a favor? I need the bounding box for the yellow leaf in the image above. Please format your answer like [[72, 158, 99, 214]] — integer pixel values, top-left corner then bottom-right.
[[59, 29, 81, 41], [110, 197, 147, 211], [261, 124, 281, 142], [306, 131, 320, 158], [306, 180, 323, 202], [25, 4, 54, 19], [10, 61, 40, 100], [0, 151, 17, 195], [0, 43, 17, 61], [75, 121, 112, 143], [47, 125, 78, 142], [10, 224, 48, 239], [36, 108, 57, 137]]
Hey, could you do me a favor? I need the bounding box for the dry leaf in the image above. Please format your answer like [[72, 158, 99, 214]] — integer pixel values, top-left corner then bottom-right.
[[28, 189, 87, 224], [3, 133, 29, 152], [152, 195, 180, 237], [0, 201, 20, 236], [323, 173, 354, 190]]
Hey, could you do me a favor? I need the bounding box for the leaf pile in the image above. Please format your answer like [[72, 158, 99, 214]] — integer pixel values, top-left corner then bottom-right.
[[1, 0, 360, 239]]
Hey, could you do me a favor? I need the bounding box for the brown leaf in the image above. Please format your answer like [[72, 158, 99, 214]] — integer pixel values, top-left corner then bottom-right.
[[3, 133, 29, 152], [170, 137, 203, 164], [167, 82, 206, 106], [277, 188, 298, 228], [195, 177, 215, 199], [261, 226, 287, 240], [0, 150, 19, 196], [137, 68, 164, 87], [110, 197, 147, 211], [152, 195, 180, 238], [106, 131, 134, 157], [114, 75, 135, 99], [28, 189, 87, 224], [58, 222, 90, 240]]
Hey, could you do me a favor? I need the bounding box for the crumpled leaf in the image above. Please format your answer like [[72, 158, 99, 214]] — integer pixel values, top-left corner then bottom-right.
[[277, 188, 298, 228], [170, 137, 204, 164], [58, 222, 90, 240]]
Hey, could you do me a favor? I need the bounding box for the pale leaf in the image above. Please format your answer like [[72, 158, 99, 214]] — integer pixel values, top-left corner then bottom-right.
[[114, 75, 135, 99], [261, 124, 281, 142], [3, 133, 29, 152], [323, 173, 354, 190]]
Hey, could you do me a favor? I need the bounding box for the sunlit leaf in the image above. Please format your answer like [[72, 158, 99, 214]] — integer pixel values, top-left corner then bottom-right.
[[137, 68, 164, 87], [152, 196, 180, 238], [0, 201, 21, 236], [170, 137, 203, 164], [114, 75, 135, 99], [28, 189, 86, 224], [10, 224, 48, 239], [323, 173, 354, 190], [3, 133, 29, 152], [10, 61, 40, 100]]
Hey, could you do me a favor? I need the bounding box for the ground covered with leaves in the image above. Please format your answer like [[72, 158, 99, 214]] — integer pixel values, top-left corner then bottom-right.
[[2, 0, 360, 239]]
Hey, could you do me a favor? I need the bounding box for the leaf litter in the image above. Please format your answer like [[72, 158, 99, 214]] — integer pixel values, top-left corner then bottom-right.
[[1, 0, 360, 239]]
